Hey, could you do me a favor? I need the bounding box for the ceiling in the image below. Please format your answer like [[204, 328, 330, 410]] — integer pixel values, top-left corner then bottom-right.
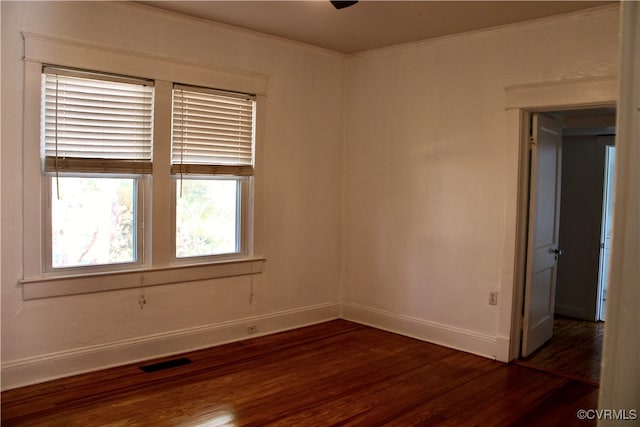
[[138, 1, 617, 54], [549, 107, 617, 134]]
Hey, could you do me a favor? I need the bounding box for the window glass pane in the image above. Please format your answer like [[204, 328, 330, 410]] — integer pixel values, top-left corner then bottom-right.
[[176, 179, 239, 258], [51, 177, 136, 268]]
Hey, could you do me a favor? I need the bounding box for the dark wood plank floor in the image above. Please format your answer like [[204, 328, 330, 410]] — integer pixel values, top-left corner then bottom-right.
[[1, 320, 598, 426], [518, 316, 604, 385]]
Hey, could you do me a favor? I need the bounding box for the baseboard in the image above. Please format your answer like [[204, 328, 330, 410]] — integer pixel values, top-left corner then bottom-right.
[[1, 302, 340, 391], [342, 302, 499, 360], [494, 336, 512, 362], [555, 304, 592, 321], [2, 301, 509, 390]]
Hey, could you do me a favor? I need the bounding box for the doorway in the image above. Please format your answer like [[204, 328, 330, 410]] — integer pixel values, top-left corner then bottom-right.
[[518, 107, 615, 383]]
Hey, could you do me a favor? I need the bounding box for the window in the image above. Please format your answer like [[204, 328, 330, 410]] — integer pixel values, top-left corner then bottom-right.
[[38, 65, 258, 277], [22, 34, 266, 298], [171, 85, 256, 259], [41, 68, 153, 271]]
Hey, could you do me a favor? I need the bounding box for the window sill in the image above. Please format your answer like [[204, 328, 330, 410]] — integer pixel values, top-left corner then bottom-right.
[[20, 257, 265, 300]]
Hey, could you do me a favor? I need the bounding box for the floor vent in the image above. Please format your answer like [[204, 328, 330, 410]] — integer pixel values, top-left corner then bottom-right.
[[140, 357, 193, 373]]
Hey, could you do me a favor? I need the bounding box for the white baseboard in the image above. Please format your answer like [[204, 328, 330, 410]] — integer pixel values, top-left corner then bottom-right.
[[1, 302, 340, 391], [555, 304, 592, 321], [2, 301, 510, 390], [342, 302, 499, 360], [494, 336, 512, 362]]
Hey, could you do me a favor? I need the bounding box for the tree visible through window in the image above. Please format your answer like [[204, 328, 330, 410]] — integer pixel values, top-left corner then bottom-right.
[[175, 179, 239, 258], [51, 177, 136, 268]]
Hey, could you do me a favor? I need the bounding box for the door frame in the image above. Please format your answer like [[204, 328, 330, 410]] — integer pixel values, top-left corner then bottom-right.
[[499, 76, 617, 362], [596, 141, 617, 322]]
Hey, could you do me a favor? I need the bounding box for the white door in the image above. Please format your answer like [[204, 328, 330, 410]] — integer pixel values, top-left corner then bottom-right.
[[522, 113, 563, 357]]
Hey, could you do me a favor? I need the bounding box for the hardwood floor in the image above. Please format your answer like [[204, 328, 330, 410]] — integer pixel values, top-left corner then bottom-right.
[[517, 316, 604, 385], [2, 320, 599, 426]]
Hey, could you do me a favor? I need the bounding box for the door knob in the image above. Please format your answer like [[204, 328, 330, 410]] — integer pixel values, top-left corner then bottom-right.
[[552, 248, 565, 260]]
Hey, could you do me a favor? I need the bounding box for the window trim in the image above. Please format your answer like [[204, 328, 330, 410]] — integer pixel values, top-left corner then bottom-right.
[[21, 257, 266, 300], [21, 32, 267, 298], [22, 32, 268, 96]]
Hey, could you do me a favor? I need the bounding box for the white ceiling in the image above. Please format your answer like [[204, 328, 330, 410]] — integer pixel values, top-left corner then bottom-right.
[[139, 1, 616, 54]]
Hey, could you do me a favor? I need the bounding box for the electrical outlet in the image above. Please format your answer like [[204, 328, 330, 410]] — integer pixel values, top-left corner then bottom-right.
[[246, 325, 257, 334], [138, 293, 146, 309], [489, 291, 498, 306]]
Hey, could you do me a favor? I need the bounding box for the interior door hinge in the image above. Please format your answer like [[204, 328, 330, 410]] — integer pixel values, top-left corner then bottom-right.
[[528, 136, 535, 151]]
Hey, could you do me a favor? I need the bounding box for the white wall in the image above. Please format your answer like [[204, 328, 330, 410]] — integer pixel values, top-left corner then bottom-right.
[[0, 1, 624, 389], [1, 1, 345, 388], [342, 7, 620, 359]]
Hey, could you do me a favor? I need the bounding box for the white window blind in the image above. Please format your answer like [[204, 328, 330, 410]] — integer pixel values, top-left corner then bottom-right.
[[172, 84, 256, 176], [42, 67, 154, 174]]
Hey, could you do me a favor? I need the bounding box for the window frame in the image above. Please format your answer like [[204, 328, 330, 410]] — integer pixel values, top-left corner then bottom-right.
[[20, 33, 267, 299], [39, 66, 154, 275], [169, 83, 256, 263]]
